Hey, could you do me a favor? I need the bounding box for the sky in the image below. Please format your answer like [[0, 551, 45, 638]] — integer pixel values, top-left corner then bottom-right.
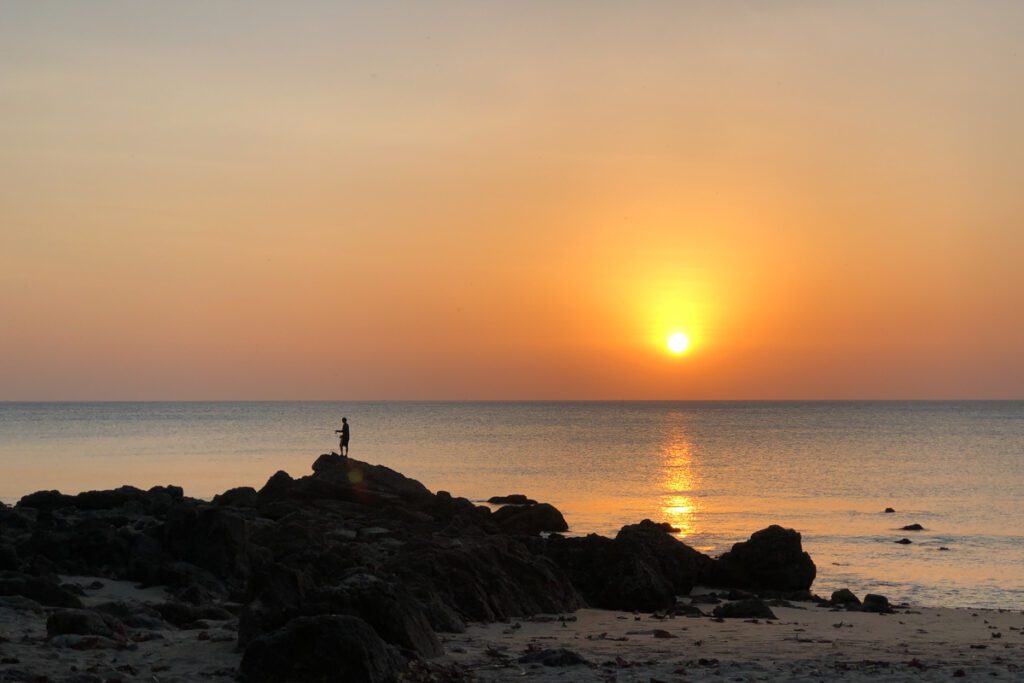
[[1, 1, 1022, 400]]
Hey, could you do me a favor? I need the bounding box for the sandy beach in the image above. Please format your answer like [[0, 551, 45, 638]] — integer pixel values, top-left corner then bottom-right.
[[3, 582, 1022, 681]]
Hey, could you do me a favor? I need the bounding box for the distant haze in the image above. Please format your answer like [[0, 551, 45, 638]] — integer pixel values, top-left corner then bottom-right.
[[2, 1, 1022, 400]]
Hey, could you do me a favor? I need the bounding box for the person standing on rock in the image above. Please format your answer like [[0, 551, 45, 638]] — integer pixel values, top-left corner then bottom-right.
[[335, 417, 350, 457]]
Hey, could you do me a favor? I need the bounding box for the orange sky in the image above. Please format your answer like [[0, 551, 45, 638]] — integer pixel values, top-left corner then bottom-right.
[[2, 2, 1022, 399]]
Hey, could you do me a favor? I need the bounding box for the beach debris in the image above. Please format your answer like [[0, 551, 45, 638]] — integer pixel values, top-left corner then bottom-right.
[[711, 598, 778, 620]]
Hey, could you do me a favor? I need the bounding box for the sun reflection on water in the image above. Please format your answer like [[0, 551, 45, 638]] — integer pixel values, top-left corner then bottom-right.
[[660, 415, 701, 538]]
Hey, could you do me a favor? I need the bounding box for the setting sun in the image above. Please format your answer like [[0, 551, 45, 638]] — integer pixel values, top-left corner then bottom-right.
[[667, 332, 690, 354]]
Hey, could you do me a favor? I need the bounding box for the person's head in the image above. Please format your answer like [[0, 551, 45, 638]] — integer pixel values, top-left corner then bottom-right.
[[342, 417, 347, 423]]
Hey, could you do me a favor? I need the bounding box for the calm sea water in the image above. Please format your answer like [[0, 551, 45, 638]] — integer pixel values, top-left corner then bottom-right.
[[1, 401, 1022, 610]]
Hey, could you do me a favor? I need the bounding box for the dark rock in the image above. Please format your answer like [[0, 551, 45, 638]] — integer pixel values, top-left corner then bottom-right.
[[257, 471, 296, 503], [301, 573, 442, 657], [239, 615, 405, 683], [830, 589, 861, 606], [0, 574, 82, 607], [492, 503, 568, 535], [538, 520, 709, 611], [861, 594, 892, 613], [884, 508, 896, 513], [895, 538, 912, 544], [163, 507, 251, 580], [704, 525, 816, 592], [49, 633, 122, 650], [310, 454, 432, 504], [0, 542, 18, 571], [518, 648, 590, 667], [900, 524, 925, 531], [47, 609, 126, 639], [668, 603, 705, 617], [0, 595, 44, 614], [938, 547, 950, 551], [15, 490, 75, 510], [711, 598, 777, 619], [388, 535, 581, 623], [487, 495, 537, 506], [214, 487, 259, 508]]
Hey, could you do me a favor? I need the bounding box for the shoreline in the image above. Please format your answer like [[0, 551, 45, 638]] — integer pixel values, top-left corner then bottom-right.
[[1, 454, 1021, 681]]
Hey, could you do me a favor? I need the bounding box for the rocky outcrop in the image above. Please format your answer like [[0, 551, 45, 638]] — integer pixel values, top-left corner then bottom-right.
[[537, 520, 710, 611], [4, 453, 819, 681], [703, 525, 816, 592]]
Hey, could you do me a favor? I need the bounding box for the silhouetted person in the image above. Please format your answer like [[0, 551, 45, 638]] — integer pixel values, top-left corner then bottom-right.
[[335, 417, 350, 457]]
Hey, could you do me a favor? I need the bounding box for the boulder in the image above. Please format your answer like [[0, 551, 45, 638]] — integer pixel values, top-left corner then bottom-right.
[[861, 594, 892, 613], [830, 588, 861, 606], [705, 525, 816, 591], [47, 609, 126, 640], [711, 598, 777, 619], [884, 508, 896, 513], [900, 524, 925, 531], [239, 615, 405, 683], [492, 503, 568, 535]]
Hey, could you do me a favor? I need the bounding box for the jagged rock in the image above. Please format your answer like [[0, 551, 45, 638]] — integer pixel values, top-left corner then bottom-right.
[[711, 598, 777, 619], [257, 471, 296, 503], [239, 615, 405, 683], [492, 503, 568, 535], [487, 495, 537, 505], [705, 525, 816, 591], [830, 588, 861, 606], [47, 609, 126, 639]]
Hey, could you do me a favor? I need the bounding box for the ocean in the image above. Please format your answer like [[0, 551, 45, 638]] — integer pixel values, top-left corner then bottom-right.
[[1, 400, 1022, 610]]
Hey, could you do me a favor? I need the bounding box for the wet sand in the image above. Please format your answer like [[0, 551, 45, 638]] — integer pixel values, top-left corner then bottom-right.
[[444, 599, 1024, 681]]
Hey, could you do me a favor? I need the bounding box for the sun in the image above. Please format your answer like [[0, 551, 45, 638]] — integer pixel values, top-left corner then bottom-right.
[[667, 332, 690, 354]]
